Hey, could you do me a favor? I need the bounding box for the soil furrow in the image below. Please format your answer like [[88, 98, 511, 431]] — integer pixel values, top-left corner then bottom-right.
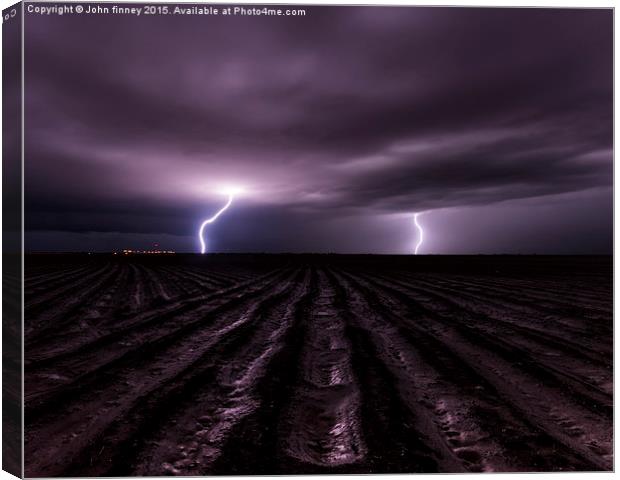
[[25, 268, 293, 414], [414, 272, 612, 316], [374, 271, 612, 371], [24, 270, 302, 477], [25, 267, 286, 369], [279, 269, 366, 468], [356, 270, 613, 414], [391, 271, 611, 336], [120, 269, 313, 476], [341, 270, 611, 470], [23, 254, 612, 475]]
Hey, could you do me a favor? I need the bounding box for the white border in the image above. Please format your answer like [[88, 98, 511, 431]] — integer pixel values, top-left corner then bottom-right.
[[0, 1, 615, 480]]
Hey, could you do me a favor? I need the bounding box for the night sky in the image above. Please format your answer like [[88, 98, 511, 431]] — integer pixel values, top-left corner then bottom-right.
[[24, 6, 612, 254]]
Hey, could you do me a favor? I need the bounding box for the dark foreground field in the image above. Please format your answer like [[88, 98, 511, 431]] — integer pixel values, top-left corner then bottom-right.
[[24, 254, 612, 476]]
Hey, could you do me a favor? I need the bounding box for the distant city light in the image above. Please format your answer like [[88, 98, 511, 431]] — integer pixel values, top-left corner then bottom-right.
[[115, 249, 176, 255]]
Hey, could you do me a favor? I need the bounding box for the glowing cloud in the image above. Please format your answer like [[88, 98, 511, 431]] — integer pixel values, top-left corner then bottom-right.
[[414, 212, 424, 255], [199, 189, 241, 254], [217, 185, 244, 196]]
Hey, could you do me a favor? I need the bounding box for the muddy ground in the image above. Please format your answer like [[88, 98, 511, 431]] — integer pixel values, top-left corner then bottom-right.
[[24, 254, 612, 476]]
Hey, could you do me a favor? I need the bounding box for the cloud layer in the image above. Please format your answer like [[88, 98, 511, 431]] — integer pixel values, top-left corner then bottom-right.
[[24, 6, 612, 252]]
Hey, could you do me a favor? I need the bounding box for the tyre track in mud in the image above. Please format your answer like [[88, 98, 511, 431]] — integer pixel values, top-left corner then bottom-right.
[[278, 269, 366, 469], [356, 270, 613, 414], [156, 266, 225, 295], [335, 268, 604, 471], [325, 268, 450, 473], [332, 269, 508, 472], [154, 265, 258, 298], [409, 272, 612, 324], [206, 268, 440, 475], [25, 265, 103, 313], [25, 267, 286, 368], [401, 273, 612, 350], [371, 272, 612, 389], [25, 262, 123, 343], [24, 268, 303, 477], [340, 269, 611, 471], [175, 266, 244, 288], [121, 269, 313, 476], [25, 268, 291, 414], [210, 268, 442, 475], [64, 269, 311, 477], [25, 262, 97, 294], [25, 262, 111, 312], [134, 263, 172, 304], [205, 268, 319, 475], [398, 270, 611, 320], [404, 273, 614, 394], [24, 255, 613, 475], [437, 270, 613, 302]]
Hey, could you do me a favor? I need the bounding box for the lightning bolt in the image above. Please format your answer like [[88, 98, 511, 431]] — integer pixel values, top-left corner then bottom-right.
[[199, 194, 234, 254], [414, 212, 424, 255]]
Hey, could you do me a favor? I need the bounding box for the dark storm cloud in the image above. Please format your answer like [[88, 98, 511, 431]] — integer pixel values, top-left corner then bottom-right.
[[23, 6, 612, 252]]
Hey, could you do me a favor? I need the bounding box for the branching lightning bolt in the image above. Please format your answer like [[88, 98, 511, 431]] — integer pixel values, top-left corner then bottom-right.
[[414, 212, 424, 255], [199, 194, 234, 254]]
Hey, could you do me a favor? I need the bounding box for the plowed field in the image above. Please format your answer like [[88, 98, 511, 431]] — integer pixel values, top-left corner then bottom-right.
[[24, 254, 612, 476]]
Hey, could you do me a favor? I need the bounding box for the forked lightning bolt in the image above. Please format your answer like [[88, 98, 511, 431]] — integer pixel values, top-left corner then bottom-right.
[[199, 194, 234, 254], [414, 213, 424, 255]]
